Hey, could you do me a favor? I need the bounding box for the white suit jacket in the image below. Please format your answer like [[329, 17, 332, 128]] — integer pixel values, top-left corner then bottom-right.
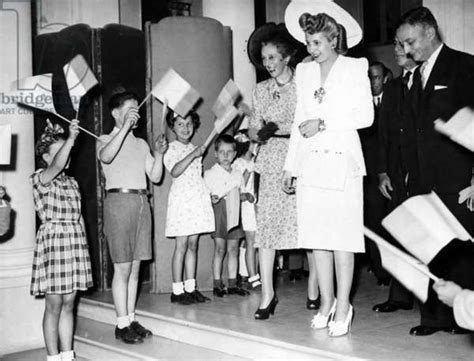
[[284, 55, 373, 178]]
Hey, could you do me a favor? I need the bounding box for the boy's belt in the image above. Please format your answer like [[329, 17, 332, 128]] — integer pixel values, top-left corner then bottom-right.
[[107, 188, 147, 195]]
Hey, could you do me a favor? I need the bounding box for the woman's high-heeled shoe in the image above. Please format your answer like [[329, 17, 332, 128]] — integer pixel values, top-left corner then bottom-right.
[[310, 299, 336, 329], [328, 304, 353, 337], [254, 295, 278, 320], [306, 296, 321, 310]]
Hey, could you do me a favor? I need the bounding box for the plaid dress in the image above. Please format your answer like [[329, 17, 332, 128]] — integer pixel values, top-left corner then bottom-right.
[[30, 169, 93, 295]]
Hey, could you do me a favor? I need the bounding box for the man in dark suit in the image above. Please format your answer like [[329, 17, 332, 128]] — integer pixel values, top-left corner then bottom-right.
[[361, 61, 391, 286], [396, 6, 474, 336], [372, 42, 418, 314]]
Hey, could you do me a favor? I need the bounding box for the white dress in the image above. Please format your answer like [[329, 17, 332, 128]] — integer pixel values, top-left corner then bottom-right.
[[164, 141, 215, 237], [284, 56, 374, 252], [232, 157, 257, 232]]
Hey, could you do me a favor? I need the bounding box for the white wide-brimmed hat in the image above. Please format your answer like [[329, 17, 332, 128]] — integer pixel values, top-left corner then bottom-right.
[[284, 0, 363, 48]]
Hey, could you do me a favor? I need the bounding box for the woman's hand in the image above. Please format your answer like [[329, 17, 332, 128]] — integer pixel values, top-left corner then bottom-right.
[[68, 119, 80, 143], [298, 118, 323, 138], [282, 171, 295, 194]]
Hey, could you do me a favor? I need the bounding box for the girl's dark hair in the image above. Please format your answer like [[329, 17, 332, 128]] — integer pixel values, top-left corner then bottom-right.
[[214, 134, 236, 151], [234, 131, 250, 158], [166, 110, 200, 130], [35, 121, 66, 168], [299, 13, 348, 55], [108, 90, 140, 112]]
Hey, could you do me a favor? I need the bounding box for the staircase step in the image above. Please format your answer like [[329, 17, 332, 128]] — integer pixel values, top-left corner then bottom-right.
[[75, 316, 248, 361], [78, 298, 358, 360]]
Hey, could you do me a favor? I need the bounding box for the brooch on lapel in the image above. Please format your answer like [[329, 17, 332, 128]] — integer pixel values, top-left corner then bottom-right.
[[314, 87, 326, 103], [272, 90, 281, 100]]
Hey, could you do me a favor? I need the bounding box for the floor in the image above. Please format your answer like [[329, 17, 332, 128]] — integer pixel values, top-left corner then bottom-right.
[[84, 263, 473, 361]]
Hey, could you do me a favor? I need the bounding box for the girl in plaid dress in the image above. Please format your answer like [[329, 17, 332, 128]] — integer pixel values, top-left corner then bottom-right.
[[31, 120, 92, 361]]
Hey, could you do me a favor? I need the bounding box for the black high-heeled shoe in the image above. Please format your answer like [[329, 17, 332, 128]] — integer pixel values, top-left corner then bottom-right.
[[254, 295, 278, 320], [306, 296, 321, 310]]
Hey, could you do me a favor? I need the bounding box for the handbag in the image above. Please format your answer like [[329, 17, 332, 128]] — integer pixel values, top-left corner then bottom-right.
[[298, 148, 348, 191]]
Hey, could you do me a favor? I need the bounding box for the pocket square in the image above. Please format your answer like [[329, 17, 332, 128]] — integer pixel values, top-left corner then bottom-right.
[[434, 85, 448, 90]]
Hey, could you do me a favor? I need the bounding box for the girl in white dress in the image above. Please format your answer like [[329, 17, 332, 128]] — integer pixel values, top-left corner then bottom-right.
[[284, 2, 373, 337], [164, 112, 215, 305]]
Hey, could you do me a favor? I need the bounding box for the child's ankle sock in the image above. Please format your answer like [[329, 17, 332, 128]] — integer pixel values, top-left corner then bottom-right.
[[128, 312, 135, 323], [46, 354, 61, 361], [248, 274, 260, 283], [172, 281, 184, 295], [60, 350, 75, 361], [117, 315, 130, 329], [184, 278, 196, 293], [228, 278, 237, 288], [213, 279, 223, 289]]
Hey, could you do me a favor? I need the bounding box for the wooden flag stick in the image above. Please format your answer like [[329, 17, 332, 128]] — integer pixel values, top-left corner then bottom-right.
[[203, 128, 218, 149], [138, 92, 152, 109], [161, 100, 168, 134], [53, 112, 101, 141], [363, 227, 440, 282]]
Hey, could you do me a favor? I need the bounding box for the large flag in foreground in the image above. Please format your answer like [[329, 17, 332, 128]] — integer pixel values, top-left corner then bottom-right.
[[434, 107, 474, 152]]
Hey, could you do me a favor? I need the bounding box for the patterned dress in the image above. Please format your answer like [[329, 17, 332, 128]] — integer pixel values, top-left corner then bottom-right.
[[249, 77, 298, 249], [164, 141, 215, 237], [30, 169, 93, 295]]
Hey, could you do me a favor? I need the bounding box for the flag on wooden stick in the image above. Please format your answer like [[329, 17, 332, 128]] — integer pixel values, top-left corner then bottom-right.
[[382, 192, 472, 265], [434, 107, 474, 152], [364, 227, 437, 303], [63, 54, 98, 112], [150, 68, 200, 118], [212, 79, 241, 119], [0, 124, 12, 165], [203, 106, 240, 149]]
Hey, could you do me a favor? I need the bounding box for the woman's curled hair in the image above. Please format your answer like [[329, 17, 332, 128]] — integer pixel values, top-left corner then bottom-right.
[[299, 13, 348, 55]]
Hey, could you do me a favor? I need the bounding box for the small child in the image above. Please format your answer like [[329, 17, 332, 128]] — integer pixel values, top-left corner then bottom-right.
[[164, 111, 215, 305], [233, 131, 261, 289], [31, 119, 93, 361], [204, 134, 249, 297]]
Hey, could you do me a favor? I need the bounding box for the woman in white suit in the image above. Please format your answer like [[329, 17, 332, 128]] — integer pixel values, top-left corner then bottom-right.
[[283, 0, 373, 337]]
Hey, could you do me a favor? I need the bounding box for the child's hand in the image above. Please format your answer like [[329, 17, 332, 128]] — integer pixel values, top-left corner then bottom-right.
[[154, 134, 168, 154], [211, 194, 220, 204], [240, 193, 255, 203], [0, 186, 5, 199], [433, 279, 463, 307], [68, 119, 80, 142], [124, 108, 140, 130], [193, 145, 206, 158]]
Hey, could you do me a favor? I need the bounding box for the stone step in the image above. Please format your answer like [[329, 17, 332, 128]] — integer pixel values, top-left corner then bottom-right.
[[77, 298, 356, 360], [75, 316, 249, 361]]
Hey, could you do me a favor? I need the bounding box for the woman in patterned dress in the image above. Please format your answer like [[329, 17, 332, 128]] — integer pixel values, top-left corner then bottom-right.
[[31, 120, 93, 361], [247, 23, 319, 319]]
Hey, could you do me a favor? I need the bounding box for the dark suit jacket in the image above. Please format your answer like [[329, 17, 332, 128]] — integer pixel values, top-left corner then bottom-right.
[[359, 101, 380, 176], [408, 45, 474, 195]]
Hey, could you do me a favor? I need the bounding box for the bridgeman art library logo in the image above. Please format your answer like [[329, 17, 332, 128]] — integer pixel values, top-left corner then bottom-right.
[[0, 0, 94, 116]]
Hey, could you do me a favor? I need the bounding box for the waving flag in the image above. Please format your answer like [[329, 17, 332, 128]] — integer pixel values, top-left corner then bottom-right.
[[12, 74, 56, 113], [63, 54, 98, 112], [151, 68, 200, 118], [434, 107, 474, 151], [204, 106, 240, 148], [212, 79, 241, 119]]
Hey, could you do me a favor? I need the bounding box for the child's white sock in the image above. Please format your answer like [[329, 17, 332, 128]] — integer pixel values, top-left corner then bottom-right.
[[172, 281, 184, 295], [117, 315, 130, 329], [128, 312, 135, 323], [46, 354, 61, 361], [239, 246, 249, 277], [184, 278, 196, 293], [60, 350, 75, 361]]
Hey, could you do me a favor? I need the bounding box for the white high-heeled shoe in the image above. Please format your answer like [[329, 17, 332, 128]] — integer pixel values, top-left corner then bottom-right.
[[310, 299, 337, 329], [328, 304, 353, 337]]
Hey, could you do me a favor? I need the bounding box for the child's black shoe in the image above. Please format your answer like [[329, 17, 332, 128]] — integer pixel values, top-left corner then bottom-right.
[[170, 292, 195, 305], [187, 289, 211, 303], [213, 287, 227, 297], [115, 325, 143, 344]]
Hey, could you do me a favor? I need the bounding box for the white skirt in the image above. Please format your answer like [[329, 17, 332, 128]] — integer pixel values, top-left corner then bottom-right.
[[296, 176, 364, 252]]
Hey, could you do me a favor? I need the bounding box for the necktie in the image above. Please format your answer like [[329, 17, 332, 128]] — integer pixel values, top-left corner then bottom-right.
[[402, 71, 412, 97], [419, 61, 428, 89]]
